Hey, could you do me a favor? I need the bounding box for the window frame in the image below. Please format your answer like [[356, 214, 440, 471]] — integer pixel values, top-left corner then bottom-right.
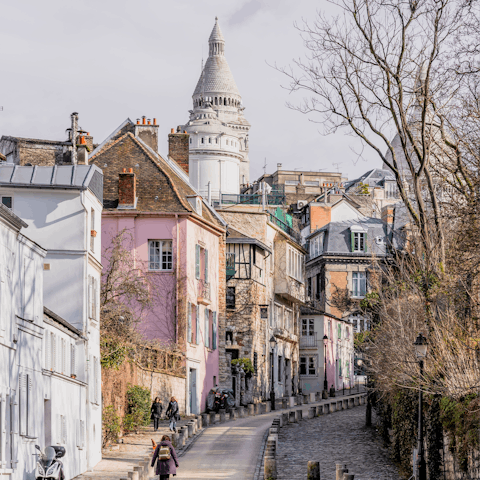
[[148, 240, 173, 271], [352, 271, 367, 298], [226, 286, 236, 309]]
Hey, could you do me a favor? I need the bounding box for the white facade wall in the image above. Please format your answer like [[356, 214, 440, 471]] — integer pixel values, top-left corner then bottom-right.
[[0, 169, 103, 477]]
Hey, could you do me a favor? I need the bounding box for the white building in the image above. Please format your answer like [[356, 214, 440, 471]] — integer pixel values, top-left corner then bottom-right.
[[181, 17, 251, 200], [0, 164, 103, 478]]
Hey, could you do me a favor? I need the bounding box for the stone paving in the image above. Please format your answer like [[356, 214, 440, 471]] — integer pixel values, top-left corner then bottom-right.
[[276, 406, 401, 480]]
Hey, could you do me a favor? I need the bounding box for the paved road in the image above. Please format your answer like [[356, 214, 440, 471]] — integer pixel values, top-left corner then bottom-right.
[[175, 414, 275, 480], [276, 406, 401, 480]]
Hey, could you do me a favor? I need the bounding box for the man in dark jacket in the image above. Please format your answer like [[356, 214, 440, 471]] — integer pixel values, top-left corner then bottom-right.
[[151, 435, 179, 479]]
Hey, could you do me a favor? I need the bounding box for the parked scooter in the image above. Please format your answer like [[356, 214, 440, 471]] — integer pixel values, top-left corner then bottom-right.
[[34, 445, 65, 480]]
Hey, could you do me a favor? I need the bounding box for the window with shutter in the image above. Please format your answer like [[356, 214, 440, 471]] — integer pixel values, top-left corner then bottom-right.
[[187, 303, 192, 343], [71, 344, 76, 377], [9, 391, 18, 467], [0, 277, 5, 338], [88, 276, 93, 319], [44, 331, 50, 370], [57, 415, 62, 445], [204, 309, 210, 348], [19, 374, 27, 436], [212, 312, 217, 350], [196, 306, 200, 345], [62, 415, 67, 444], [195, 245, 200, 279], [94, 357, 99, 404], [61, 339, 66, 374], [204, 249, 208, 283]]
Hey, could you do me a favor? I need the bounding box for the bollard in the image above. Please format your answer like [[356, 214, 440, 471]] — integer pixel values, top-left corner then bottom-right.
[[282, 412, 288, 426], [219, 409, 226, 423], [297, 395, 303, 406], [187, 422, 194, 437], [238, 406, 245, 418], [265, 402, 271, 413], [316, 405, 324, 416], [192, 418, 198, 434], [336, 463, 348, 480], [210, 412, 216, 424], [196, 415, 203, 429], [177, 430, 186, 447], [264, 455, 277, 479], [202, 412, 209, 426], [309, 393, 316, 403], [315, 392, 321, 402], [181, 425, 188, 440], [289, 396, 295, 408], [289, 411, 296, 423], [133, 466, 143, 480], [143, 456, 155, 479], [303, 394, 309, 404], [348, 398, 354, 408], [138, 461, 148, 480], [296, 409, 303, 422], [230, 409, 237, 420], [128, 471, 139, 480], [359, 396, 365, 405], [255, 403, 262, 415], [172, 432, 180, 448], [282, 398, 288, 409], [342, 399, 348, 410], [248, 404, 255, 416], [337, 401, 343, 412], [354, 396, 359, 406], [308, 406, 316, 419], [307, 461, 321, 480], [343, 475, 355, 480]]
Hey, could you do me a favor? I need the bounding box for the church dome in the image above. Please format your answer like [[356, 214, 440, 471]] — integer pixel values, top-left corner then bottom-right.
[[193, 18, 241, 98]]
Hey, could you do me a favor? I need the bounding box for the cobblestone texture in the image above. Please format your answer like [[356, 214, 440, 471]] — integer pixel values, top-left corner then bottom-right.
[[276, 406, 401, 480]]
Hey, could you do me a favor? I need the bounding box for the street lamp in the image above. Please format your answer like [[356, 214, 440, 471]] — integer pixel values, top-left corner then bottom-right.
[[414, 333, 428, 480], [323, 334, 328, 399], [269, 336, 277, 411]]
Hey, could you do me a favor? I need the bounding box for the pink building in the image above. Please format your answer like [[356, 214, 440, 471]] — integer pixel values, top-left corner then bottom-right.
[[89, 119, 226, 414]]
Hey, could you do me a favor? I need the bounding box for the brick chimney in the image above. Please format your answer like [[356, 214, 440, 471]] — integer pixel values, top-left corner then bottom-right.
[[381, 205, 394, 225], [118, 168, 137, 209], [134, 116, 159, 152], [168, 127, 190, 174], [84, 132, 94, 152], [310, 204, 332, 231]]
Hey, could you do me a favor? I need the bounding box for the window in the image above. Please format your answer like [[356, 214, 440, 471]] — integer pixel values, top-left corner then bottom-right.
[[350, 228, 367, 253], [385, 181, 398, 199], [300, 356, 317, 376], [90, 209, 95, 252], [189, 137, 192, 144], [287, 246, 304, 282], [195, 245, 208, 282], [253, 352, 258, 376], [196, 306, 200, 345], [88, 275, 98, 321], [187, 303, 192, 343], [1, 196, 12, 209], [149, 240, 173, 271], [309, 234, 323, 259], [338, 358, 342, 377], [278, 356, 283, 383], [212, 312, 217, 350], [302, 318, 314, 336], [285, 180, 299, 186], [307, 277, 312, 298], [260, 307, 268, 319], [201, 138, 204, 144], [285, 308, 293, 331], [205, 309, 210, 348], [338, 324, 342, 339], [226, 287, 235, 309], [19, 372, 34, 437], [352, 272, 367, 297]]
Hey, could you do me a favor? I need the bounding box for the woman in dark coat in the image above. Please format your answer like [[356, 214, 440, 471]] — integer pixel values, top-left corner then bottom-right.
[[151, 397, 163, 432], [165, 396, 179, 433], [151, 435, 179, 479]]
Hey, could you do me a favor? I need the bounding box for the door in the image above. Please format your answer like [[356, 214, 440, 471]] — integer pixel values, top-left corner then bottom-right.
[[44, 399, 52, 446], [189, 368, 197, 415]]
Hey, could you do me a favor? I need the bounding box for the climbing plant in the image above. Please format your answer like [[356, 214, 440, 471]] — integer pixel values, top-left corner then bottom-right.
[[123, 384, 151, 433]]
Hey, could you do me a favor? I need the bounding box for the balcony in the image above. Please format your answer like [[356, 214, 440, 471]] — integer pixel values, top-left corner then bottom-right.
[[300, 333, 317, 349], [197, 279, 211, 305], [268, 212, 301, 244]]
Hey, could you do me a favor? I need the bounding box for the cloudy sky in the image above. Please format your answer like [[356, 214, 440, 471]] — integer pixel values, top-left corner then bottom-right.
[[0, 0, 381, 181]]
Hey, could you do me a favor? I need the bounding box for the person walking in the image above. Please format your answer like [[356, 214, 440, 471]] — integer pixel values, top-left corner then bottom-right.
[[151, 435, 179, 480], [151, 397, 163, 432], [165, 396, 179, 433]]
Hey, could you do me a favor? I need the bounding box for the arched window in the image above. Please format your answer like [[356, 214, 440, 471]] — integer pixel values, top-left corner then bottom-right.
[[201, 138, 204, 144], [219, 97, 222, 105], [215, 97, 218, 105], [224, 98, 227, 106], [209, 138, 212, 144], [215, 138, 218, 144]]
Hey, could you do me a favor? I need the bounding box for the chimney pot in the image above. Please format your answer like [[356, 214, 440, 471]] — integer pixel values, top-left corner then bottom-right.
[[147, 119, 151, 125], [80, 136, 86, 145], [153, 118, 157, 125], [123, 168, 126, 173], [171, 128, 175, 134], [137, 119, 140, 125], [128, 168, 133, 173], [142, 116, 146, 125], [184, 130, 187, 134]]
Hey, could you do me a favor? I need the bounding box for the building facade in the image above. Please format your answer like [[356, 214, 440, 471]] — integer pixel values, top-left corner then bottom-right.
[[181, 18, 251, 200], [0, 164, 103, 478], [89, 118, 227, 415]]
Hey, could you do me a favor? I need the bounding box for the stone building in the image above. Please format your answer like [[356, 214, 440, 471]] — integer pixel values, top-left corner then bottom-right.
[[180, 18, 251, 200], [217, 204, 306, 404]]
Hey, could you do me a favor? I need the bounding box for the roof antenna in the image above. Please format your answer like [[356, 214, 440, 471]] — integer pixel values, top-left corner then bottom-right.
[[263, 158, 267, 176], [332, 162, 342, 173]]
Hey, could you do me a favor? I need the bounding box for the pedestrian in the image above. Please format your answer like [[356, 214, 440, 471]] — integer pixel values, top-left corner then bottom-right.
[[165, 396, 179, 433], [151, 397, 163, 432], [151, 434, 179, 480]]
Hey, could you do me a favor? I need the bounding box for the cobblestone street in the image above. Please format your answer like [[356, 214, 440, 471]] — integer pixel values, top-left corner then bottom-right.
[[276, 406, 402, 480]]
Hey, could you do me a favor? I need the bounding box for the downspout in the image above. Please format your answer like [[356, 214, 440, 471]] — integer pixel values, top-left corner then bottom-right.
[[79, 190, 91, 470], [176, 214, 186, 414]]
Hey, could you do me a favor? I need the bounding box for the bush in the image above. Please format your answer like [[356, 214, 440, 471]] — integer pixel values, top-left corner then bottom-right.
[[102, 405, 121, 448], [123, 384, 151, 433], [231, 357, 254, 375]]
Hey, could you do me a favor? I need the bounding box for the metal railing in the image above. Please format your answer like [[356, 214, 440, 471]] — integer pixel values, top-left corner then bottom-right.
[[219, 192, 286, 206], [300, 333, 317, 348], [198, 279, 211, 301], [268, 213, 301, 243]]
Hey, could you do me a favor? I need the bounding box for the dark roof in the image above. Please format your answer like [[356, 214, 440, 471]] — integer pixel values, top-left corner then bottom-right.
[[345, 168, 395, 192], [44, 307, 84, 338], [227, 227, 272, 252], [0, 202, 28, 230], [307, 217, 389, 257], [1, 135, 70, 146]]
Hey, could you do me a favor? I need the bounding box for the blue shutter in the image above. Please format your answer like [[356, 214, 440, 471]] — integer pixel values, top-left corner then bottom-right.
[[195, 245, 200, 279], [187, 303, 192, 343], [212, 312, 217, 350], [364, 233, 368, 252], [196, 306, 200, 345], [205, 309, 210, 348], [204, 249, 208, 283]]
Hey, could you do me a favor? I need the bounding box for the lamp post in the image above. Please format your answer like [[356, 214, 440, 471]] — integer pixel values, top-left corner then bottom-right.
[[414, 333, 428, 480], [323, 334, 328, 399], [270, 336, 277, 411]]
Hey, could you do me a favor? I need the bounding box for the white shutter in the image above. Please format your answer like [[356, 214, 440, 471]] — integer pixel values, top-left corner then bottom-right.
[[61, 339, 66, 374], [62, 416, 67, 444], [80, 420, 85, 449], [57, 415, 62, 445], [23, 256, 35, 321], [94, 357, 99, 404], [19, 374, 26, 436], [9, 391, 18, 468], [52, 334, 56, 371], [88, 276, 92, 319], [0, 393, 5, 468], [89, 356, 94, 403], [27, 375, 33, 437], [44, 331, 51, 370], [94, 278, 98, 320]]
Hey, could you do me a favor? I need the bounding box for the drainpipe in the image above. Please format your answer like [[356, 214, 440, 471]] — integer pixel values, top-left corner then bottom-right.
[[262, 183, 266, 211]]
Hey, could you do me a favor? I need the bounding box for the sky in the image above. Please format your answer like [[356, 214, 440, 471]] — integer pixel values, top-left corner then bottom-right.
[[0, 0, 382, 182]]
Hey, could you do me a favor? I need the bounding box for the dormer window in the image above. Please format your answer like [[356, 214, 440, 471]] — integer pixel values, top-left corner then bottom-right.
[[350, 226, 367, 253]]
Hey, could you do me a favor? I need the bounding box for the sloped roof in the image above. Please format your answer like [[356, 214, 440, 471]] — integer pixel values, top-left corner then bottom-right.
[[209, 18, 225, 43], [194, 56, 241, 97], [345, 168, 395, 191]]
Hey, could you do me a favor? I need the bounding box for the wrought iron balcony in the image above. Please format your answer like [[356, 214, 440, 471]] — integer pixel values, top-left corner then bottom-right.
[[197, 279, 211, 305], [300, 332, 317, 349]]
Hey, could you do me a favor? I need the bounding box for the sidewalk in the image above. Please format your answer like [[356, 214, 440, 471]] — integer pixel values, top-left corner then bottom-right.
[[73, 387, 367, 480]]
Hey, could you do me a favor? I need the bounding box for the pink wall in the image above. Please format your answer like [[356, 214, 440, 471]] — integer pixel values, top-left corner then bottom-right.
[[101, 213, 220, 413]]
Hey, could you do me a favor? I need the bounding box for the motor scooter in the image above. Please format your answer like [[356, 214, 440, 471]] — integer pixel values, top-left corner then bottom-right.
[[34, 444, 65, 480]]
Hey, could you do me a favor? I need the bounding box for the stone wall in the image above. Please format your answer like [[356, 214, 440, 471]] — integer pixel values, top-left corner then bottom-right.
[[442, 434, 480, 480], [102, 360, 186, 418]]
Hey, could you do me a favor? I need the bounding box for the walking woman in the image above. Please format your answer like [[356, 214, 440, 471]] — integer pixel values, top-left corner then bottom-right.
[[165, 396, 179, 433], [151, 435, 179, 480], [151, 397, 163, 432]]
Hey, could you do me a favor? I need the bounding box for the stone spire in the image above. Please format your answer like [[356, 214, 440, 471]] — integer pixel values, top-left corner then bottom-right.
[[209, 17, 225, 56]]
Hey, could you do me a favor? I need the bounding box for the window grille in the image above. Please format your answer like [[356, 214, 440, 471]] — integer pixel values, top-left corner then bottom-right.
[[149, 240, 173, 271]]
